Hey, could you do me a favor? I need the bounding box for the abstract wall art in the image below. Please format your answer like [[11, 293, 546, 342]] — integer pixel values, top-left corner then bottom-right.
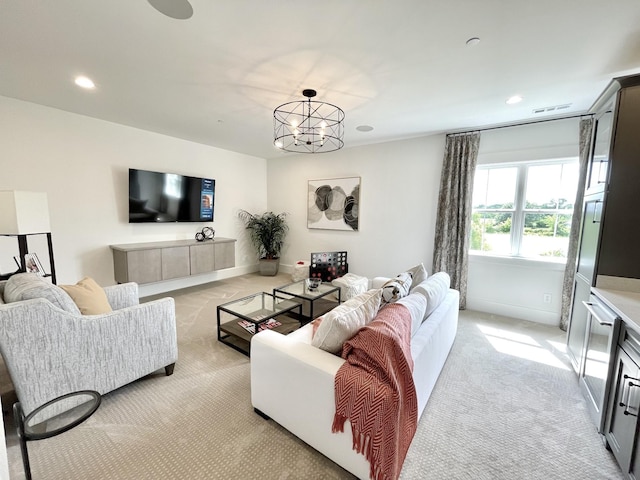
[[307, 177, 360, 231]]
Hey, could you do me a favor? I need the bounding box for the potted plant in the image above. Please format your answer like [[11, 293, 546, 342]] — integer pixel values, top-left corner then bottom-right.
[[238, 210, 289, 276]]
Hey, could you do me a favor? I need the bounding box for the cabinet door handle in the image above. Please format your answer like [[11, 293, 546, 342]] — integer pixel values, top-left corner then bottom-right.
[[592, 200, 603, 223], [620, 374, 640, 416], [582, 301, 615, 326]]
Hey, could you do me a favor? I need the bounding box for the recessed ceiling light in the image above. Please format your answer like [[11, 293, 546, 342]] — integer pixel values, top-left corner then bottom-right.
[[506, 95, 523, 105], [356, 125, 374, 132], [466, 37, 480, 46], [74, 76, 95, 89]]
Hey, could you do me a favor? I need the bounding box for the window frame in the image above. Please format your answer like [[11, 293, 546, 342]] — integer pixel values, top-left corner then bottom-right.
[[471, 157, 578, 261]]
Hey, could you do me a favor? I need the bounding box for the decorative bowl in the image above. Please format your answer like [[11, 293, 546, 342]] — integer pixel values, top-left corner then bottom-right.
[[306, 278, 322, 291]]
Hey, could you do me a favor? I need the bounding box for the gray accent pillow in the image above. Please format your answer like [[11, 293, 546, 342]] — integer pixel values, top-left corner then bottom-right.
[[4, 273, 81, 315], [406, 263, 429, 290]]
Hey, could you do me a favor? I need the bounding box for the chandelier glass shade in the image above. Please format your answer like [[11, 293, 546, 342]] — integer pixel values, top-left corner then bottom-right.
[[273, 89, 345, 153]]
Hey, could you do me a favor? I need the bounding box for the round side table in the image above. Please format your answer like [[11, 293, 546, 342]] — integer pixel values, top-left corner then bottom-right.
[[14, 390, 101, 480]]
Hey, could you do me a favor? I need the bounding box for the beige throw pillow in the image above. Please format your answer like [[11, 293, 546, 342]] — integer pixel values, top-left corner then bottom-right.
[[311, 289, 382, 354], [60, 277, 113, 315]]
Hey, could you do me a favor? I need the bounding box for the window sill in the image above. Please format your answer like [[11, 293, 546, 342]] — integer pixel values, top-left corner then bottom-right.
[[469, 252, 566, 271]]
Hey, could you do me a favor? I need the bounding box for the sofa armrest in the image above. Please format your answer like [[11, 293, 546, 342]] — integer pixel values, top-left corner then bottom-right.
[[251, 328, 344, 421], [103, 282, 140, 310], [250, 329, 371, 478], [0, 296, 177, 416]]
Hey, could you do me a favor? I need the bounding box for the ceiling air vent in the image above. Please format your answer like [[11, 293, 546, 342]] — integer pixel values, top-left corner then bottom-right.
[[532, 103, 572, 114]]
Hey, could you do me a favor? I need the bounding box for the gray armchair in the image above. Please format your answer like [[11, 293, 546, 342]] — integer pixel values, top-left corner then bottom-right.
[[0, 274, 178, 417]]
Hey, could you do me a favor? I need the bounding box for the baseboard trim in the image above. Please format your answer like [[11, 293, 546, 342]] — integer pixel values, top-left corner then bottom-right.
[[466, 298, 560, 326]]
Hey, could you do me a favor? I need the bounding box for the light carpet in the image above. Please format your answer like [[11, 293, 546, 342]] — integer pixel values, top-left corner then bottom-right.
[[1, 273, 624, 479]]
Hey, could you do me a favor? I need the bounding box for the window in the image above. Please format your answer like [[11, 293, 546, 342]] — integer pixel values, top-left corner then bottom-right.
[[470, 160, 578, 260]]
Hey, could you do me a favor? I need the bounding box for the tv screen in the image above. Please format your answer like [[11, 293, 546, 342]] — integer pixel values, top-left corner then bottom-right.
[[129, 168, 215, 223]]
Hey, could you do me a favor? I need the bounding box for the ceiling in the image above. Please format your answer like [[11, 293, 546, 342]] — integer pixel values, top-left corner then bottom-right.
[[2, 1, 640, 160]]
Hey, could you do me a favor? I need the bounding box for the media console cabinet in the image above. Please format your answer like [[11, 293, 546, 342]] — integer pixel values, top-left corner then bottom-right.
[[110, 238, 236, 285]]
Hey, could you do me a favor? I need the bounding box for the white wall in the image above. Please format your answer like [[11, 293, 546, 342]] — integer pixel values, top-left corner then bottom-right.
[[0, 96, 268, 296], [267, 136, 445, 279], [467, 117, 581, 325], [0, 94, 581, 324]]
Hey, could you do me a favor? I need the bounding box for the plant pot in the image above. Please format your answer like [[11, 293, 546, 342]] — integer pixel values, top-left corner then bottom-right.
[[259, 258, 280, 276]]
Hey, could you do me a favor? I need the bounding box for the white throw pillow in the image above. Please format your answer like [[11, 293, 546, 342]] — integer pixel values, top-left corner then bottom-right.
[[311, 289, 383, 354], [381, 272, 412, 304], [331, 273, 368, 301], [412, 272, 451, 320], [396, 292, 428, 337]]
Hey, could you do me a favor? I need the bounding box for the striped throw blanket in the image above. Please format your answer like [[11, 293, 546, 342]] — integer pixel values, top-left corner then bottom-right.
[[332, 303, 417, 480]]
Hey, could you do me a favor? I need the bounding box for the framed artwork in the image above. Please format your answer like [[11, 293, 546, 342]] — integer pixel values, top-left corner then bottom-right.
[[308, 177, 360, 231], [24, 253, 46, 276]]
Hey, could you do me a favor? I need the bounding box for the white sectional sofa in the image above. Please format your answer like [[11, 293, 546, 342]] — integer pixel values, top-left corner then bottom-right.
[[251, 273, 459, 479]]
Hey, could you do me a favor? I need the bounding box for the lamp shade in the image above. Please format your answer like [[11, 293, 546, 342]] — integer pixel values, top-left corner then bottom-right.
[[0, 191, 51, 234]]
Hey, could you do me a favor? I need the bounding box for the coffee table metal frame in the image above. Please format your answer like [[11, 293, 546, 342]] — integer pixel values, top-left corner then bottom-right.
[[217, 292, 302, 356], [273, 280, 341, 324]]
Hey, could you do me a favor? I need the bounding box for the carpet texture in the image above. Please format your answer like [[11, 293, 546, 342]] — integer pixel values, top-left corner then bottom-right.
[[1, 273, 624, 479]]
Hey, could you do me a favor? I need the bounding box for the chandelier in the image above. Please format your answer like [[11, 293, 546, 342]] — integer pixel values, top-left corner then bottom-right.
[[273, 89, 345, 153]]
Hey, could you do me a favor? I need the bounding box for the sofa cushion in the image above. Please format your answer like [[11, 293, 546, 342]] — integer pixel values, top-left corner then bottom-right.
[[381, 272, 412, 304], [311, 289, 382, 354], [395, 292, 428, 337], [60, 277, 113, 315], [4, 273, 81, 314], [405, 263, 429, 290], [331, 273, 368, 301], [412, 272, 451, 320]]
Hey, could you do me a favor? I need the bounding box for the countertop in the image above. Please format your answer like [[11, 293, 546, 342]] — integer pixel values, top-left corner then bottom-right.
[[593, 287, 640, 332]]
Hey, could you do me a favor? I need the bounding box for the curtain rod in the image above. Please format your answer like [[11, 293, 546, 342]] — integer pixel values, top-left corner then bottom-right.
[[446, 112, 593, 137]]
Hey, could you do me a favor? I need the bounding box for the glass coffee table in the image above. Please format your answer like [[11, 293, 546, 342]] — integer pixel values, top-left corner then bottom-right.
[[273, 280, 341, 324], [217, 292, 302, 356]]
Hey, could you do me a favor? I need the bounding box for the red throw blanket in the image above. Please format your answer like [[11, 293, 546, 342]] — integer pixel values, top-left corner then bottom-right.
[[332, 303, 418, 480]]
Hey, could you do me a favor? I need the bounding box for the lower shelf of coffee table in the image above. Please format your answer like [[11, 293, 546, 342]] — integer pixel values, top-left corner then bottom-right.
[[218, 315, 300, 355]]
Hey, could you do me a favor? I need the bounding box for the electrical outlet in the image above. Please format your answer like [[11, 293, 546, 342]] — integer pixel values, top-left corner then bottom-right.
[[543, 293, 552, 304]]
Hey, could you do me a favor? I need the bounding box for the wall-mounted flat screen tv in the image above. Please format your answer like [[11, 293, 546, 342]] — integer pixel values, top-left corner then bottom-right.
[[129, 168, 215, 223]]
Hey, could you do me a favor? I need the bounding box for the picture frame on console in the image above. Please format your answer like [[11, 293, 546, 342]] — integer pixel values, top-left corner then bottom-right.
[[24, 253, 45, 276]]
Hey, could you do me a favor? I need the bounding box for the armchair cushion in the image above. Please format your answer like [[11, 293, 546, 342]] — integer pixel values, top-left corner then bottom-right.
[[60, 277, 113, 315], [3, 273, 80, 314]]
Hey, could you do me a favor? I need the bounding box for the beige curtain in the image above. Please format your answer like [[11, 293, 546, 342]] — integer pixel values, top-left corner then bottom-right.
[[559, 117, 594, 331], [433, 132, 481, 309]]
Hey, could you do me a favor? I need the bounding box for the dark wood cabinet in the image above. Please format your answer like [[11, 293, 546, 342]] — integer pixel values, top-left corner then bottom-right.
[[591, 76, 640, 280], [606, 325, 640, 479], [567, 74, 640, 377]]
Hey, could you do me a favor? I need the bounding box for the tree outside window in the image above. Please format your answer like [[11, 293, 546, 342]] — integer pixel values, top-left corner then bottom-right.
[[470, 160, 578, 259]]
